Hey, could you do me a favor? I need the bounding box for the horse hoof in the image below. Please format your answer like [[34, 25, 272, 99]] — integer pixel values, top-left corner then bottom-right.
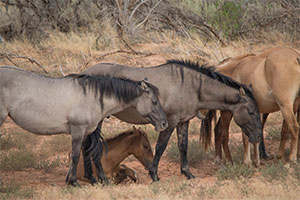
[[260, 152, 270, 160], [182, 170, 195, 179], [85, 176, 97, 185], [150, 173, 160, 182], [68, 181, 81, 187]]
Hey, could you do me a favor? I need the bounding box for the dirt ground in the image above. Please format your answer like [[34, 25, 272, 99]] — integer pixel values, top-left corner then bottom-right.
[[0, 43, 297, 196], [0, 114, 283, 190]]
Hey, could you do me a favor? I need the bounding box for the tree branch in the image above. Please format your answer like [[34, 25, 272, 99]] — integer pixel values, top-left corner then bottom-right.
[[0, 52, 48, 73]]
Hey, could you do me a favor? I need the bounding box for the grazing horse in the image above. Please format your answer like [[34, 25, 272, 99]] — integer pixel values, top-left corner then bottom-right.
[[0, 66, 167, 186], [200, 46, 300, 165], [81, 60, 263, 183], [76, 127, 153, 184]]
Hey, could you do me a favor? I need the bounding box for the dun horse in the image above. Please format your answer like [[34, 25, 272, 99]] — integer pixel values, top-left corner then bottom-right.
[[81, 60, 263, 183], [76, 127, 153, 184], [201, 46, 300, 165], [0, 66, 167, 186]]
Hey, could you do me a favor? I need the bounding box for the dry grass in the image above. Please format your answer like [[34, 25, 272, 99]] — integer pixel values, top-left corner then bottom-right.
[[0, 29, 300, 200]]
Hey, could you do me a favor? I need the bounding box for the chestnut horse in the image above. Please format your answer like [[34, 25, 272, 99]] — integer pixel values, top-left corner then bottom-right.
[[201, 46, 300, 165], [76, 127, 153, 184]]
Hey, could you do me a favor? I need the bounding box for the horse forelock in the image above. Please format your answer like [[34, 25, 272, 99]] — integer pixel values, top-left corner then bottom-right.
[[167, 60, 255, 101], [66, 74, 145, 104]]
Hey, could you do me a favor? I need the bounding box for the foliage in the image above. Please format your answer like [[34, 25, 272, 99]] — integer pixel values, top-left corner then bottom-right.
[[0, 149, 61, 172], [266, 127, 281, 141], [260, 161, 288, 182], [0, 181, 34, 200], [216, 163, 255, 180], [166, 140, 213, 165], [0, 0, 299, 43]]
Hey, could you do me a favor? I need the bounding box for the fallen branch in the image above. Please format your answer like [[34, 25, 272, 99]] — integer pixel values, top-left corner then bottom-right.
[[0, 52, 48, 73], [84, 49, 154, 67]]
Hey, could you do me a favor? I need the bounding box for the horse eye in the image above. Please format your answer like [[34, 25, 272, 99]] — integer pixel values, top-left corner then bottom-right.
[[143, 145, 149, 149]]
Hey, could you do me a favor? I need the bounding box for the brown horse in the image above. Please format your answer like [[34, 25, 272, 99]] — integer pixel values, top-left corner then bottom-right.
[[201, 46, 300, 165], [76, 127, 153, 184]]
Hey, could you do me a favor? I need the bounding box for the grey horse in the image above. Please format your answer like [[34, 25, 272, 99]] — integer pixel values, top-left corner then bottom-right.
[[81, 60, 263, 183], [0, 66, 168, 186]]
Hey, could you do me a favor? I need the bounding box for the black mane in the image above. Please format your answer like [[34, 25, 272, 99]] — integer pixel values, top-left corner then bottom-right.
[[66, 74, 159, 108], [166, 60, 255, 100]]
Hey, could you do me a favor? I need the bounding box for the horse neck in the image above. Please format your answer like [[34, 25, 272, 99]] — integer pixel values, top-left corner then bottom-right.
[[216, 54, 255, 77], [100, 96, 135, 118], [103, 134, 136, 167], [197, 76, 242, 112], [216, 59, 239, 77]]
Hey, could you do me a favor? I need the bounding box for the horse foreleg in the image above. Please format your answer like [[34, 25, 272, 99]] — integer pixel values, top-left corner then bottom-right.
[[66, 125, 86, 186], [177, 121, 194, 179], [214, 119, 223, 164], [259, 113, 270, 159], [220, 111, 233, 164], [242, 132, 251, 166], [149, 126, 175, 182], [253, 143, 260, 167]]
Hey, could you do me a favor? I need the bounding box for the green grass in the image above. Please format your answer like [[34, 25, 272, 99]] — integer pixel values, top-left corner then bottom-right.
[[266, 127, 281, 141], [0, 180, 34, 200], [166, 139, 213, 166], [260, 161, 288, 182], [0, 130, 38, 151], [216, 163, 255, 181], [0, 149, 61, 172], [47, 134, 71, 153]]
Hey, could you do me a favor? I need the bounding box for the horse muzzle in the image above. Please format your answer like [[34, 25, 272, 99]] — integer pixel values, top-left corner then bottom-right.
[[155, 120, 168, 132], [248, 134, 262, 144]]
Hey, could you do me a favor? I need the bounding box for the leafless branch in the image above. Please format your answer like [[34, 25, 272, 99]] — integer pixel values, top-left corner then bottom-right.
[[0, 52, 48, 73], [134, 0, 162, 32]]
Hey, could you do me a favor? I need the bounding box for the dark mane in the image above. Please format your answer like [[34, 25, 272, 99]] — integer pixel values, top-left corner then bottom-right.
[[66, 74, 159, 108], [107, 128, 148, 144], [166, 60, 255, 100]]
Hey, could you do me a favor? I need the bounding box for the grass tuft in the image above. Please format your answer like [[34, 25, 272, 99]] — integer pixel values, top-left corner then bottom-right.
[[166, 140, 214, 165], [216, 163, 255, 181]]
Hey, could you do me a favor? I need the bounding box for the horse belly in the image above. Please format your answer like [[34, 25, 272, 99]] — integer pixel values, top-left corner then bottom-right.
[[9, 111, 69, 135]]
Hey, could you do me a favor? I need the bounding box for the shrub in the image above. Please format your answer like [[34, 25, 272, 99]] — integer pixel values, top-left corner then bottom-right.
[[216, 163, 255, 181]]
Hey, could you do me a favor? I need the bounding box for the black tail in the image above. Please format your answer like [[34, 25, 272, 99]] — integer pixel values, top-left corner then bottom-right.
[[200, 110, 217, 150], [83, 129, 108, 164]]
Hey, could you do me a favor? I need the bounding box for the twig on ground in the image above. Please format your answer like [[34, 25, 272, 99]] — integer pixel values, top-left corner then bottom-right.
[[0, 52, 48, 73]]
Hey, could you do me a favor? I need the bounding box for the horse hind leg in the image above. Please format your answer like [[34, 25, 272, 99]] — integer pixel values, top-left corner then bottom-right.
[[279, 105, 299, 162]]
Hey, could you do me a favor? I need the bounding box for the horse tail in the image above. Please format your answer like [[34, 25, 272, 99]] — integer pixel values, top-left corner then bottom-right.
[[200, 110, 216, 150], [82, 127, 108, 161]]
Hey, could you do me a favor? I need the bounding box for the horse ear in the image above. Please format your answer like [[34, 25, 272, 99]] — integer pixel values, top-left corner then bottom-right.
[[140, 80, 149, 91], [239, 87, 246, 97], [132, 126, 140, 135]]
